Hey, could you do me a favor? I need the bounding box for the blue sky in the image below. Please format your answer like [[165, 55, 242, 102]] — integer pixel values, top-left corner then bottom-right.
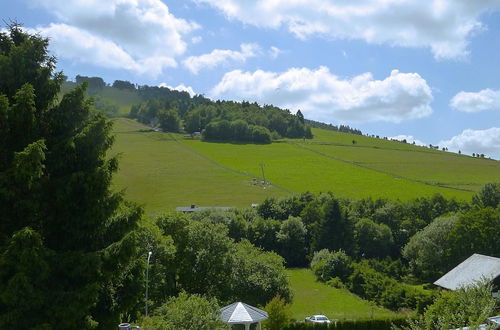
[[2, 0, 500, 159]]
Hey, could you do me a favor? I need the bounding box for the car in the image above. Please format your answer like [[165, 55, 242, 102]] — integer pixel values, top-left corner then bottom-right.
[[304, 315, 331, 323]]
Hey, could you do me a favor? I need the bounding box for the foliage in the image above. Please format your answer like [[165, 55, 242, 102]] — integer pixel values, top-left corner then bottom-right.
[[264, 295, 292, 330], [401, 280, 498, 330], [446, 207, 500, 268], [158, 109, 181, 132], [402, 215, 458, 281], [310, 249, 354, 283], [0, 25, 142, 329], [155, 213, 291, 306], [354, 218, 394, 258], [277, 216, 308, 267], [284, 317, 408, 330], [472, 182, 500, 208], [347, 262, 434, 312], [76, 74, 106, 93], [140, 292, 225, 330], [130, 95, 312, 143]]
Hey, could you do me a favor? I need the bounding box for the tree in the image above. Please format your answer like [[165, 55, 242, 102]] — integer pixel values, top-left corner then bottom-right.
[[310, 249, 353, 282], [158, 109, 180, 132], [310, 198, 354, 254], [141, 292, 225, 330], [276, 216, 308, 267], [0, 25, 142, 329], [355, 218, 394, 258], [264, 295, 291, 330], [402, 215, 458, 281], [446, 207, 500, 268], [402, 280, 497, 330], [472, 182, 500, 208]]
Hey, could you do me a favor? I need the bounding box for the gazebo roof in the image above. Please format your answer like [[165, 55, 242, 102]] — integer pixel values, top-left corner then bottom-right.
[[220, 302, 268, 324]]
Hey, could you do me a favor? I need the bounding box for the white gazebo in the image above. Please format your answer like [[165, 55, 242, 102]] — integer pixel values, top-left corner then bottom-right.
[[220, 302, 268, 330]]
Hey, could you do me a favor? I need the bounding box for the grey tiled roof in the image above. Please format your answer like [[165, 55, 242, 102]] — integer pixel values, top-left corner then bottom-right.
[[434, 254, 500, 290], [220, 302, 268, 324]]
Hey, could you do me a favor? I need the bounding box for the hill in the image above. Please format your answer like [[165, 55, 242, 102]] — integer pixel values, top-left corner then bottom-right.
[[111, 118, 499, 214]]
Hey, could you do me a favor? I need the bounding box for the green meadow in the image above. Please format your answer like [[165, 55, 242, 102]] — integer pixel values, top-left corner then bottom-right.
[[111, 119, 287, 214], [286, 269, 397, 320], [111, 118, 500, 213]]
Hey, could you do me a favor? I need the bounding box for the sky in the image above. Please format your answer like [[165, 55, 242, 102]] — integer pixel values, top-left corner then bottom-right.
[[2, 0, 500, 159]]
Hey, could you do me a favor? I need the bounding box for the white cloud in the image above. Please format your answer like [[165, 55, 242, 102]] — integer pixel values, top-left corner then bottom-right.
[[182, 43, 260, 74], [159, 83, 197, 97], [450, 88, 500, 113], [210, 67, 433, 123], [269, 46, 283, 59], [29, 0, 198, 76], [389, 135, 426, 146], [196, 0, 500, 59], [439, 127, 500, 159], [191, 36, 203, 44]]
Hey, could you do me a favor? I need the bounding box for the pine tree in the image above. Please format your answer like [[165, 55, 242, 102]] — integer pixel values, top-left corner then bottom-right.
[[0, 23, 143, 329]]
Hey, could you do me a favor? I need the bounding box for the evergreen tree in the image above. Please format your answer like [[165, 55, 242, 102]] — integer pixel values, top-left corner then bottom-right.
[[0, 24, 143, 329]]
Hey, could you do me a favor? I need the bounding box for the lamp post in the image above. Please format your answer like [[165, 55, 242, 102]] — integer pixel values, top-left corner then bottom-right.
[[145, 251, 152, 317]]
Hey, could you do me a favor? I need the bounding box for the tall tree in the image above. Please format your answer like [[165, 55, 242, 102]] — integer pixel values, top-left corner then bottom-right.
[[0, 24, 142, 329]]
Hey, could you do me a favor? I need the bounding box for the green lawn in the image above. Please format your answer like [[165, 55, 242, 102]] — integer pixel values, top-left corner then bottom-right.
[[287, 269, 397, 321], [111, 118, 287, 214]]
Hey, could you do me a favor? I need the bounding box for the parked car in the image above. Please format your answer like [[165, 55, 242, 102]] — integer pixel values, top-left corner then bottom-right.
[[304, 315, 331, 323]]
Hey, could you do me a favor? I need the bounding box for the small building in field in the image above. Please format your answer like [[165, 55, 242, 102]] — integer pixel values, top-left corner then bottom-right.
[[175, 204, 232, 213], [434, 253, 500, 297]]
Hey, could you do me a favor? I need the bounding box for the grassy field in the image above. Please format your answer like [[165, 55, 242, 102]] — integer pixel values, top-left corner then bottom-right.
[[182, 137, 474, 201], [111, 118, 500, 213], [287, 269, 397, 320], [111, 118, 287, 214]]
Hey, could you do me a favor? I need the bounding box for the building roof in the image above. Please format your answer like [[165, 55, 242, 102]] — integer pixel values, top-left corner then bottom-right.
[[434, 254, 500, 290], [220, 302, 268, 324], [175, 205, 232, 213]]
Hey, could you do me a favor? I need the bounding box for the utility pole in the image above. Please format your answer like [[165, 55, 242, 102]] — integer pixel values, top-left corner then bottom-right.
[[259, 163, 266, 184], [145, 251, 152, 317]]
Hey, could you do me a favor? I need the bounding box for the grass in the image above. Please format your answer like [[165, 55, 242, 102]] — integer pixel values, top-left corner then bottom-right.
[[111, 118, 287, 215], [182, 137, 474, 201], [111, 118, 500, 213], [287, 269, 397, 321]]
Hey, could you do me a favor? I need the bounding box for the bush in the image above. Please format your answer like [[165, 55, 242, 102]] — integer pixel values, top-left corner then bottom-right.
[[140, 292, 225, 330], [264, 295, 291, 330], [347, 262, 434, 311], [283, 317, 409, 329], [326, 277, 345, 289], [310, 249, 353, 282]]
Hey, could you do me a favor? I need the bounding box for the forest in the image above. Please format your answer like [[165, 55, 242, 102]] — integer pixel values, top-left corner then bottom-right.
[[0, 24, 499, 330]]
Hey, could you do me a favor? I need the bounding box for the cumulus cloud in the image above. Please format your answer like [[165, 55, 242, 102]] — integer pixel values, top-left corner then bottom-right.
[[159, 83, 197, 97], [28, 0, 198, 76], [196, 0, 500, 59], [210, 67, 433, 123], [182, 43, 260, 74], [390, 135, 426, 146], [439, 127, 500, 159], [450, 88, 500, 113]]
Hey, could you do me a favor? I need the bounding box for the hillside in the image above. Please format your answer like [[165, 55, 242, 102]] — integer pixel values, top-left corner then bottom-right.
[[111, 118, 499, 214]]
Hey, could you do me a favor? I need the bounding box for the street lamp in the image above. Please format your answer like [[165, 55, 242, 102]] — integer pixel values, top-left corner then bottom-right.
[[145, 251, 152, 317]]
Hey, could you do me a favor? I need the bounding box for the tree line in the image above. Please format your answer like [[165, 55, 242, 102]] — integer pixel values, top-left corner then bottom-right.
[[130, 97, 313, 143]]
